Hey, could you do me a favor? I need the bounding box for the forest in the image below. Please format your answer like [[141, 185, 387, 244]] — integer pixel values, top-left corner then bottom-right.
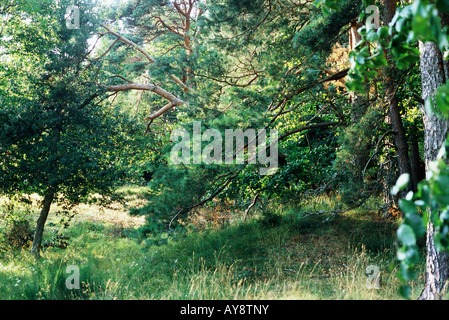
[[1, 0, 449, 302]]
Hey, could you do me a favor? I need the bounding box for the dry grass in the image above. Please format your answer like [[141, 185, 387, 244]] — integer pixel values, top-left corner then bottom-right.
[[0, 186, 146, 230]]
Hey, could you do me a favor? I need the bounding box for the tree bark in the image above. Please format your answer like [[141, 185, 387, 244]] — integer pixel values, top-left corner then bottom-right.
[[389, 96, 413, 192], [418, 40, 449, 300], [30, 189, 55, 258], [381, 0, 414, 201], [349, 20, 369, 183], [420, 222, 449, 300], [173, 0, 194, 84], [408, 126, 426, 190]]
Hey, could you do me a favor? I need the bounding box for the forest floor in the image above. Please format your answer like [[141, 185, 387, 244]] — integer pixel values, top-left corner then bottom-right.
[[0, 186, 428, 300]]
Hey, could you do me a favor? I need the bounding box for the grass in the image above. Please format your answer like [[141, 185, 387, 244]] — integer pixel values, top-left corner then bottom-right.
[[0, 187, 425, 300]]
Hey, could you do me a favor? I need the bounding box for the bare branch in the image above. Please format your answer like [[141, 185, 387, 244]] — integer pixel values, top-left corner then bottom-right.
[[170, 74, 196, 93], [173, 1, 188, 18], [110, 74, 133, 83], [94, 38, 119, 61], [98, 25, 187, 129], [104, 82, 181, 102], [144, 99, 184, 121], [168, 169, 242, 229], [153, 16, 183, 36], [244, 193, 260, 221], [101, 24, 156, 64], [278, 121, 346, 141], [103, 82, 185, 125]]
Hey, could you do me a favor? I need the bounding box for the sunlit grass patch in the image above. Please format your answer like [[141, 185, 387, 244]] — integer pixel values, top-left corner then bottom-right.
[[0, 191, 424, 300]]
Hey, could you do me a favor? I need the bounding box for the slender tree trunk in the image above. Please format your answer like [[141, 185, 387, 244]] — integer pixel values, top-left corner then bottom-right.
[[349, 20, 369, 183], [418, 40, 449, 300], [174, 0, 194, 85], [183, 13, 193, 85], [389, 96, 413, 191], [408, 127, 426, 190], [382, 0, 414, 201], [30, 189, 55, 258]]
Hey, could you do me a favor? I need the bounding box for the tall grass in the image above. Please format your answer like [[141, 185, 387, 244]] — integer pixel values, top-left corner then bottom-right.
[[0, 192, 425, 300]]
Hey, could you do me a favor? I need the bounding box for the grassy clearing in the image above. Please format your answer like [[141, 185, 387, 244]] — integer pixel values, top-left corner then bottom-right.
[[0, 188, 425, 300]]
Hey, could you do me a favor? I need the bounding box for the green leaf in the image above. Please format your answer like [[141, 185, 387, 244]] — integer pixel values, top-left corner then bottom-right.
[[397, 173, 410, 189], [378, 26, 389, 39], [434, 232, 446, 252], [419, 183, 431, 205], [408, 247, 420, 264], [435, 83, 449, 117], [440, 209, 449, 222], [399, 262, 418, 282], [399, 199, 417, 214], [396, 52, 419, 69], [403, 212, 426, 240], [399, 284, 411, 299], [392, 174, 410, 195], [397, 245, 419, 264], [345, 74, 366, 93], [366, 30, 379, 42], [434, 174, 449, 196], [425, 98, 436, 117], [397, 224, 416, 246], [435, 195, 449, 207]]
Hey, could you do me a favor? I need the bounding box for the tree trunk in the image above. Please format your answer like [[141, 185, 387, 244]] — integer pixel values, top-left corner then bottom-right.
[[377, 0, 401, 205], [408, 126, 426, 191], [349, 20, 369, 183], [389, 96, 413, 192], [30, 189, 55, 258], [382, 0, 414, 200], [173, 0, 194, 85], [420, 222, 449, 299], [418, 40, 449, 300]]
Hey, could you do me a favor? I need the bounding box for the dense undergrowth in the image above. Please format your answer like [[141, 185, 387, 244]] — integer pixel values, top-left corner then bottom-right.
[[0, 188, 426, 300]]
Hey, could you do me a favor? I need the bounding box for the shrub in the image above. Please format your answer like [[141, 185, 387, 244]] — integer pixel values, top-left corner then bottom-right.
[[259, 208, 283, 229], [0, 200, 34, 250], [5, 219, 34, 250]]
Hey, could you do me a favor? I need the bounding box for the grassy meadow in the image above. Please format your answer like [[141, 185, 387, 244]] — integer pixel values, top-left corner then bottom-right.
[[0, 187, 426, 300]]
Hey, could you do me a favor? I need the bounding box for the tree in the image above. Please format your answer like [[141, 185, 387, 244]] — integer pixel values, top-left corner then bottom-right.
[[124, 0, 201, 85], [381, 0, 415, 198], [126, 0, 365, 229], [0, 0, 128, 257], [100, 0, 399, 232], [379, 1, 449, 300], [416, 40, 449, 300], [335, 0, 449, 299]]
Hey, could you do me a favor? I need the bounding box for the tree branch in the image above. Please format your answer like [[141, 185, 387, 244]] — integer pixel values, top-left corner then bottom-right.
[[247, 121, 346, 164], [244, 193, 260, 221], [103, 82, 185, 126], [170, 74, 196, 93], [168, 169, 242, 229], [98, 25, 187, 129], [278, 121, 345, 141], [144, 99, 184, 121], [101, 24, 156, 64]]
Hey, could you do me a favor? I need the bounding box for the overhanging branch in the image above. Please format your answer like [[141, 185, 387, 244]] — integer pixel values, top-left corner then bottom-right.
[[101, 24, 156, 64], [98, 25, 188, 128]]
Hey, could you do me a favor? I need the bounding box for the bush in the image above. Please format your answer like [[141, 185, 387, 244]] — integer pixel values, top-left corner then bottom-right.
[[5, 219, 34, 250], [0, 200, 34, 250], [259, 208, 283, 229]]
